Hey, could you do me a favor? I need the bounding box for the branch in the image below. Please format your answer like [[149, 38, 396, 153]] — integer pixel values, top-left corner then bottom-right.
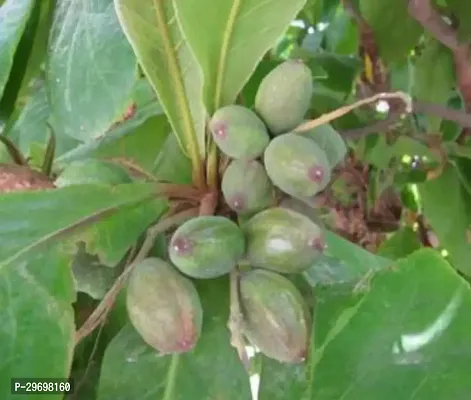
[[414, 100, 471, 128], [408, 0, 460, 50]]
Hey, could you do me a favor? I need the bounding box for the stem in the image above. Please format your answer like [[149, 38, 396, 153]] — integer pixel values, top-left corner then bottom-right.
[[74, 207, 199, 344], [294, 91, 413, 133], [228, 268, 250, 371], [206, 140, 219, 190]]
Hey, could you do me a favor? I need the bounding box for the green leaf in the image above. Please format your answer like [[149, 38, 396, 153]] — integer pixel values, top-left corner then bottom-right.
[[259, 249, 471, 399], [377, 226, 422, 260], [413, 38, 454, 131], [0, 183, 164, 267], [153, 134, 192, 185], [47, 0, 137, 141], [0, 0, 35, 99], [0, 245, 75, 399], [304, 231, 391, 287], [359, 0, 423, 63], [97, 278, 252, 399], [56, 79, 167, 172], [174, 0, 307, 113], [71, 243, 121, 299], [447, 0, 471, 41], [324, 6, 359, 55], [418, 165, 471, 276], [0, 0, 41, 121], [114, 0, 206, 159], [7, 80, 79, 158]]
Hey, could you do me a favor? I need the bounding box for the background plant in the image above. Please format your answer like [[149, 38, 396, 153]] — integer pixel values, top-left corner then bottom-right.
[[1, 0, 471, 399]]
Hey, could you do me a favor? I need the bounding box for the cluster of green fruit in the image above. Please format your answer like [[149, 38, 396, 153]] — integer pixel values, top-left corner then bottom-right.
[[126, 60, 342, 365]]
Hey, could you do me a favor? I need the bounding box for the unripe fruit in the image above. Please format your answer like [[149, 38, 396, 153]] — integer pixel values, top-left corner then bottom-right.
[[126, 258, 203, 354], [54, 159, 132, 187], [296, 123, 347, 169], [209, 105, 270, 160], [169, 216, 245, 279], [264, 133, 331, 199], [221, 159, 274, 215], [255, 60, 313, 135], [243, 207, 325, 274], [240, 269, 311, 363]]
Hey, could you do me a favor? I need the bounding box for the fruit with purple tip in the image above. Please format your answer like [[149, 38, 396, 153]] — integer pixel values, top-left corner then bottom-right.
[[243, 207, 325, 274], [126, 257, 203, 354], [209, 105, 270, 160], [255, 59, 313, 135], [264, 133, 331, 199], [169, 216, 246, 279], [240, 269, 311, 363], [221, 159, 274, 215]]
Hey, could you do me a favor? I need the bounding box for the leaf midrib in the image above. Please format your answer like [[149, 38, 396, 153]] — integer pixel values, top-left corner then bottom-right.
[[214, 0, 243, 111]]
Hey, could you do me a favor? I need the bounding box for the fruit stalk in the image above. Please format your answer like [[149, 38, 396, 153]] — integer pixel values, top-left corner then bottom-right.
[[228, 267, 250, 371]]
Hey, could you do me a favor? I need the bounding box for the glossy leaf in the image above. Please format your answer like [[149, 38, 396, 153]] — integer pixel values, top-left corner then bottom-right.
[[418, 166, 471, 276], [97, 278, 252, 399], [259, 249, 471, 399], [303, 231, 391, 287], [114, 0, 206, 159], [0, 245, 75, 398], [359, 0, 423, 62], [47, 0, 137, 141], [174, 0, 307, 113], [0, 0, 35, 99]]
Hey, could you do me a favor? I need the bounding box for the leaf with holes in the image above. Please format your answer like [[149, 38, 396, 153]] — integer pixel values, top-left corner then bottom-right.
[[114, 0, 206, 162], [0, 0, 36, 98], [174, 0, 307, 113], [47, 0, 137, 141]]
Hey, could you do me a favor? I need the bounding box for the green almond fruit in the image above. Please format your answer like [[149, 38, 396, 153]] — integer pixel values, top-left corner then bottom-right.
[[54, 159, 132, 187], [169, 216, 245, 279], [255, 59, 313, 135], [126, 257, 203, 354], [209, 105, 270, 160], [240, 269, 311, 363], [264, 132, 331, 199], [243, 207, 325, 274], [221, 159, 275, 215], [296, 123, 347, 169]]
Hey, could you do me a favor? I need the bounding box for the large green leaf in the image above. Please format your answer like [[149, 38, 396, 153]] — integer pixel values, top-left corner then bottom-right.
[[0, 245, 75, 400], [97, 278, 252, 399], [359, 0, 423, 62], [0, 0, 35, 99], [0, 183, 164, 266], [114, 0, 206, 158], [259, 248, 471, 399], [418, 166, 471, 276], [447, 0, 471, 41], [174, 0, 307, 113], [47, 0, 137, 141]]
